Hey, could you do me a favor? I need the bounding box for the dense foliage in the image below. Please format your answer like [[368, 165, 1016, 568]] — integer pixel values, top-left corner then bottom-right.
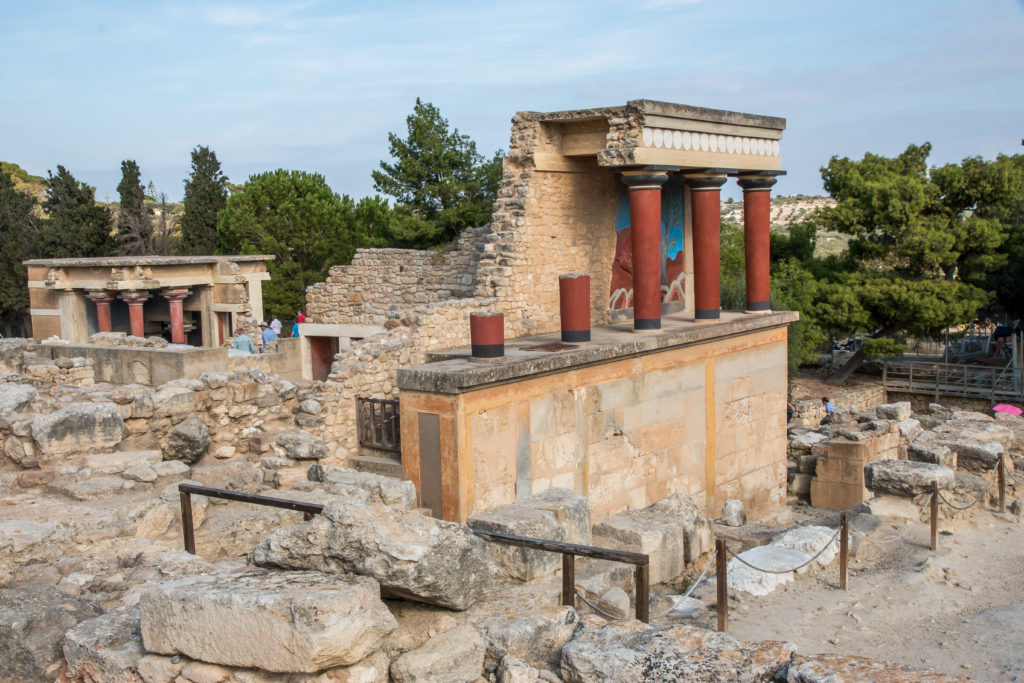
[[179, 146, 229, 256], [0, 171, 37, 330], [37, 165, 115, 259], [116, 159, 152, 255]]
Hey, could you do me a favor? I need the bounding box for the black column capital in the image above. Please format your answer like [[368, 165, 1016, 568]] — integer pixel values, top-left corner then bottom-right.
[[621, 171, 669, 190], [684, 174, 728, 191], [737, 176, 778, 192]]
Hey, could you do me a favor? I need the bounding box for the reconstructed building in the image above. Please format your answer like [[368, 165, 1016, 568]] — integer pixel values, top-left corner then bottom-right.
[[311, 99, 796, 524], [25, 255, 273, 346]]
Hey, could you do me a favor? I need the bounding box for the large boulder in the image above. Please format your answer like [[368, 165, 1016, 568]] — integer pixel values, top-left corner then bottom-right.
[[908, 439, 956, 468], [591, 493, 712, 585], [0, 586, 103, 682], [30, 402, 124, 456], [139, 569, 396, 673], [0, 383, 37, 414], [468, 488, 591, 581], [151, 385, 195, 418], [783, 653, 970, 682], [161, 415, 210, 464], [465, 588, 581, 669], [865, 460, 955, 497], [875, 402, 912, 420], [560, 616, 791, 682], [308, 464, 417, 510], [276, 430, 329, 460], [390, 624, 486, 683], [252, 501, 497, 610], [62, 607, 145, 683]]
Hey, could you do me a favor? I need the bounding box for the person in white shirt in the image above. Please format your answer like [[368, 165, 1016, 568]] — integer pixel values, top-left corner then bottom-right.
[[269, 314, 282, 336]]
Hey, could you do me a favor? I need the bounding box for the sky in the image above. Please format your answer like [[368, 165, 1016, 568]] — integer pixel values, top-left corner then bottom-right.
[[2, 0, 1022, 204]]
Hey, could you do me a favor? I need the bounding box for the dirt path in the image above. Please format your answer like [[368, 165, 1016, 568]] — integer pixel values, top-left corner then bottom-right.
[[684, 507, 1024, 681]]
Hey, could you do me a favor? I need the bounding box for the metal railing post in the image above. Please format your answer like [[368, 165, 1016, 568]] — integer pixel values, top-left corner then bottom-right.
[[930, 482, 939, 551], [998, 457, 1006, 513], [716, 538, 728, 632], [635, 564, 649, 623], [840, 512, 849, 591], [180, 490, 196, 554], [562, 554, 575, 609]]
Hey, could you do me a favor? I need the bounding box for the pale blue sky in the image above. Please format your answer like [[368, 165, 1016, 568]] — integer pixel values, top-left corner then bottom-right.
[[2, 0, 1022, 203]]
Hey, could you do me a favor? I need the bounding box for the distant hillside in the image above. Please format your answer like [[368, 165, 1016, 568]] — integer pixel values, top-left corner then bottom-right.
[[721, 194, 848, 257], [1, 161, 47, 204]]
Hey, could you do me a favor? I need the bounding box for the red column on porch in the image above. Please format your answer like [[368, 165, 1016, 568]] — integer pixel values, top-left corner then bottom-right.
[[162, 288, 191, 345], [85, 290, 115, 333], [119, 292, 150, 338], [738, 174, 779, 313], [685, 174, 728, 321], [621, 170, 670, 331]]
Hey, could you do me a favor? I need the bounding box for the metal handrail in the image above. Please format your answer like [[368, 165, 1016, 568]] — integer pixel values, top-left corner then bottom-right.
[[177, 483, 652, 622]]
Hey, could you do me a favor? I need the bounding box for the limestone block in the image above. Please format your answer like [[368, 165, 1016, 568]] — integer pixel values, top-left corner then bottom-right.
[[189, 461, 261, 492], [771, 525, 839, 568], [0, 383, 37, 413], [559, 617, 791, 682], [139, 569, 396, 672], [0, 585, 102, 682], [898, 418, 923, 442], [63, 606, 145, 683], [787, 430, 828, 454], [252, 501, 496, 610], [591, 493, 712, 585], [390, 625, 486, 683], [152, 460, 191, 478], [85, 450, 162, 475], [31, 402, 125, 456], [309, 464, 416, 509], [908, 439, 955, 468], [789, 473, 812, 497], [468, 488, 591, 580], [876, 402, 912, 420], [51, 475, 130, 501], [465, 590, 581, 669], [161, 415, 210, 464], [864, 460, 955, 497], [276, 430, 329, 460], [726, 546, 807, 595], [719, 499, 746, 526], [152, 385, 195, 418]]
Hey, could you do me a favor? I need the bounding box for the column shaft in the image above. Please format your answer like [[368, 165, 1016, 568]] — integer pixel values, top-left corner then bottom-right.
[[622, 171, 669, 331], [86, 291, 115, 333], [120, 293, 151, 338], [739, 176, 778, 312], [686, 175, 728, 321]]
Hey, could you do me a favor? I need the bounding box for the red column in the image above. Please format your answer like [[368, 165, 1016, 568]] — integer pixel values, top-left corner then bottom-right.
[[162, 288, 192, 344], [559, 273, 591, 343], [738, 175, 778, 312], [85, 290, 115, 333], [621, 170, 669, 331], [685, 174, 728, 321], [470, 312, 504, 359], [120, 292, 151, 338]]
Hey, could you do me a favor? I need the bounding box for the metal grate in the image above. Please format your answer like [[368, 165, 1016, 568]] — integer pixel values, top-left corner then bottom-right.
[[357, 396, 401, 452]]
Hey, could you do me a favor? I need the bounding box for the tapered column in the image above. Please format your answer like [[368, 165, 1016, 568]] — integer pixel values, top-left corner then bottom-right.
[[119, 292, 150, 338], [685, 174, 728, 321], [162, 288, 191, 344], [621, 170, 669, 331], [738, 175, 778, 312], [85, 290, 115, 333]]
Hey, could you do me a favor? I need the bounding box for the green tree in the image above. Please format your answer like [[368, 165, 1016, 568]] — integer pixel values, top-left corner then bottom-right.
[[179, 146, 228, 255], [373, 98, 502, 247], [116, 159, 152, 255], [218, 170, 370, 316], [814, 144, 1003, 383], [37, 165, 115, 259], [0, 170, 38, 332]]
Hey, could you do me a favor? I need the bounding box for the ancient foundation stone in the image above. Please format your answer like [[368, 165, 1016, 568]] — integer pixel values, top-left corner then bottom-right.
[[139, 569, 396, 673], [161, 415, 210, 464], [62, 606, 145, 683], [252, 501, 496, 610], [865, 460, 955, 497], [308, 464, 417, 510], [276, 430, 329, 460], [390, 625, 486, 683], [0, 383, 37, 413], [468, 487, 591, 580], [31, 402, 124, 456]]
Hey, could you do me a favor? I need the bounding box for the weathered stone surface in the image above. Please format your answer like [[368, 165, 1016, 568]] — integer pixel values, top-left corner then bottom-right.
[[468, 488, 590, 580], [908, 439, 955, 468], [788, 473, 812, 497], [161, 415, 210, 464], [390, 625, 486, 683], [465, 589, 580, 669], [152, 385, 195, 418], [787, 430, 828, 453], [253, 501, 496, 610], [63, 606, 145, 683], [719, 499, 746, 527], [560, 616, 791, 682], [309, 464, 417, 510], [0, 585, 102, 682], [592, 493, 712, 585], [876, 402, 912, 420], [31, 402, 124, 455], [51, 475, 130, 501], [771, 525, 839, 569], [497, 655, 547, 683], [865, 460, 955, 497], [726, 546, 807, 596], [189, 462, 261, 492], [139, 569, 396, 672], [897, 418, 922, 442], [783, 653, 970, 682], [0, 383, 37, 413], [85, 450, 162, 476], [597, 587, 630, 619], [276, 430, 329, 460]]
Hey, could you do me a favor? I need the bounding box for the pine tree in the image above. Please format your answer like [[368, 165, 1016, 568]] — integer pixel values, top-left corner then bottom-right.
[[179, 146, 228, 255], [116, 159, 152, 255], [0, 170, 38, 331], [37, 165, 115, 259]]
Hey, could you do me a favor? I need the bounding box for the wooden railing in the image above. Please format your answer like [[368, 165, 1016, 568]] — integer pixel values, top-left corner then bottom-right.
[[356, 397, 400, 453], [881, 359, 1024, 401]]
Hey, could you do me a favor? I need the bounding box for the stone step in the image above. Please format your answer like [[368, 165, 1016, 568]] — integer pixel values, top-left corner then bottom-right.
[[349, 453, 405, 479]]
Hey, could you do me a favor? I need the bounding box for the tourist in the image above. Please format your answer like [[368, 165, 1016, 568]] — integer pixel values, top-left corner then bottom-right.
[[296, 309, 306, 324], [260, 321, 278, 352], [231, 330, 255, 354], [269, 314, 282, 336], [822, 397, 835, 414]]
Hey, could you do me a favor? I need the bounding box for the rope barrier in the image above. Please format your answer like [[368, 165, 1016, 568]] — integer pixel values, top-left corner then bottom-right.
[[935, 458, 1001, 511], [723, 527, 842, 574], [849, 493, 933, 545]]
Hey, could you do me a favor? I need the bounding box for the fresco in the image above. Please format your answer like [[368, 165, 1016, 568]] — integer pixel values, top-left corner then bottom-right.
[[609, 174, 685, 310]]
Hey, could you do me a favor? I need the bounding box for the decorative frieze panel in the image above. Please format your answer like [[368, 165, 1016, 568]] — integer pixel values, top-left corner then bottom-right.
[[641, 127, 780, 157]]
